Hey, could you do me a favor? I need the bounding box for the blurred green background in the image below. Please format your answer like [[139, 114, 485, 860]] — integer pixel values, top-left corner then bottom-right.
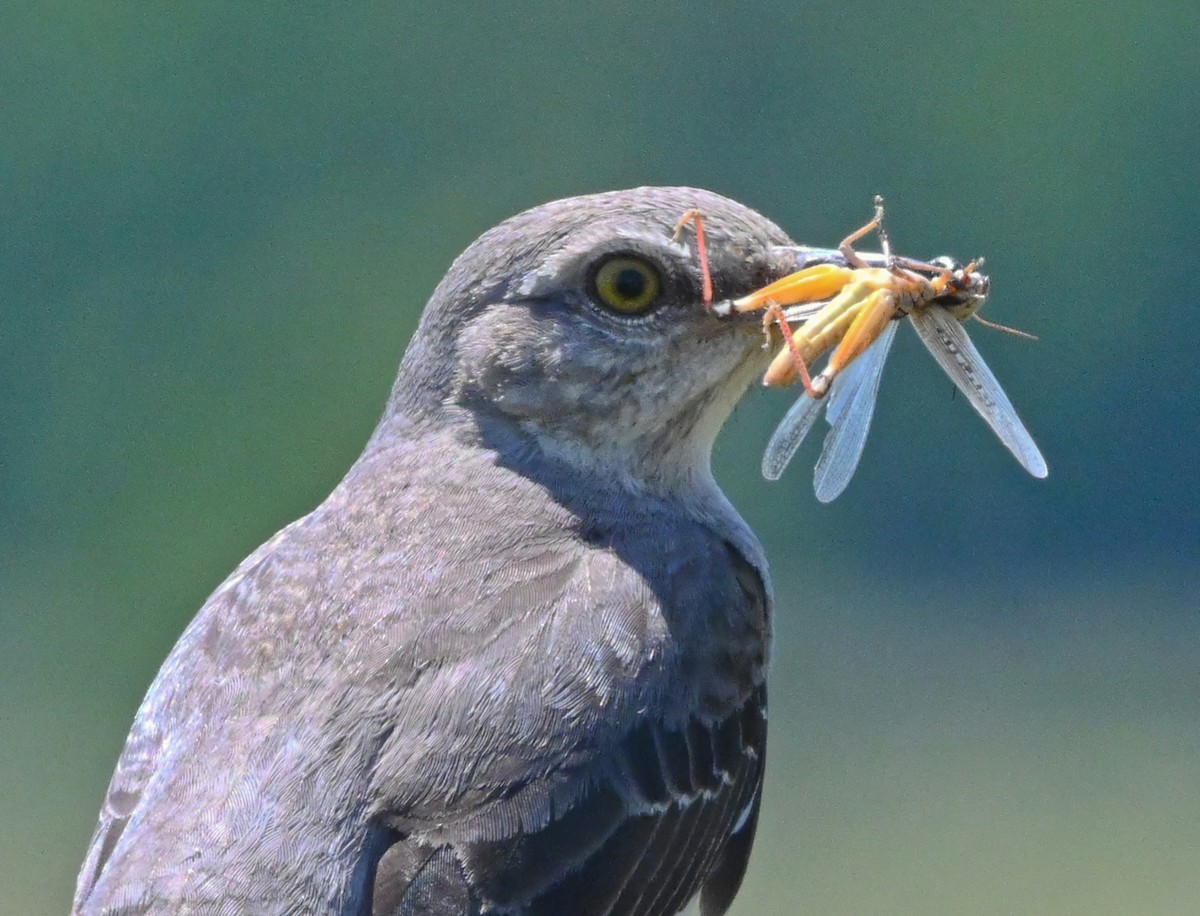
[[3, 3, 1197, 913]]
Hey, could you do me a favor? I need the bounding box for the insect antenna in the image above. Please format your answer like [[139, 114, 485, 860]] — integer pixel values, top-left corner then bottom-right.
[[971, 313, 1039, 340]]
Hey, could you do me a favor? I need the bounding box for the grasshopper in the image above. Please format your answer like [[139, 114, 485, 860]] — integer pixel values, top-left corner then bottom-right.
[[702, 197, 1047, 500]]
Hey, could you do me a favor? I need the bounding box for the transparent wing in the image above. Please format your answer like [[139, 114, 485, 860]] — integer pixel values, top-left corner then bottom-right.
[[812, 320, 898, 502], [909, 306, 1048, 478], [760, 301, 854, 481], [762, 387, 824, 481]]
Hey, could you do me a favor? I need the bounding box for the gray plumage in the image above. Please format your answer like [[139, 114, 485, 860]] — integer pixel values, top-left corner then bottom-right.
[[74, 187, 814, 915]]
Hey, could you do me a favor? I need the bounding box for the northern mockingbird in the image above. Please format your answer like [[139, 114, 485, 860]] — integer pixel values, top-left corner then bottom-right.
[[75, 187, 824, 915]]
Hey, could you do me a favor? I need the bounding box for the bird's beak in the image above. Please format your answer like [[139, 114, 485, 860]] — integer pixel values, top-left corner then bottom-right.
[[769, 244, 894, 272]]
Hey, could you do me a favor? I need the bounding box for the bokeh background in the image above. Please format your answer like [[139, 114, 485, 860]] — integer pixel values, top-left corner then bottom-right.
[[3, 3, 1197, 913]]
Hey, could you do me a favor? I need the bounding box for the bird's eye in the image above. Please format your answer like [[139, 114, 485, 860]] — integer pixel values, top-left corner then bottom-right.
[[590, 255, 663, 315]]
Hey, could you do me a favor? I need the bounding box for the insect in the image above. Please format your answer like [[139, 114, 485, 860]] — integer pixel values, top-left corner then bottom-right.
[[710, 197, 1048, 501]]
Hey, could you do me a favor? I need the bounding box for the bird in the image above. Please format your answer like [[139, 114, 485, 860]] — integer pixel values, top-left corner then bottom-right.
[[73, 187, 820, 915]]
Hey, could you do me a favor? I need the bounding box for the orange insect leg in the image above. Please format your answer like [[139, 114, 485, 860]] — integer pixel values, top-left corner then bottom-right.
[[819, 288, 897, 385], [673, 208, 713, 307], [762, 303, 819, 390]]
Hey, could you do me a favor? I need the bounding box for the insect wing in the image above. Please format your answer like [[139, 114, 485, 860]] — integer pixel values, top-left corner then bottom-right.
[[910, 306, 1048, 478], [761, 301, 862, 481], [813, 320, 898, 502], [762, 388, 824, 480]]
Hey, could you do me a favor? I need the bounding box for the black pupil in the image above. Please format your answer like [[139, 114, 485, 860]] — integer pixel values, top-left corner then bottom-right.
[[614, 266, 647, 300]]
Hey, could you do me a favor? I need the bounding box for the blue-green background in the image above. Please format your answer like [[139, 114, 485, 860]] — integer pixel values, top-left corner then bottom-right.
[[4, 4, 1197, 913]]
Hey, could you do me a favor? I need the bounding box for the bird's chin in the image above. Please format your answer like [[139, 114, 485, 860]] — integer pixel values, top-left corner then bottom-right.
[[506, 337, 767, 501]]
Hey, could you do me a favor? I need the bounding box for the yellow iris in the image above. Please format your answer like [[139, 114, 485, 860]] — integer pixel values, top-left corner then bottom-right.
[[591, 255, 662, 314]]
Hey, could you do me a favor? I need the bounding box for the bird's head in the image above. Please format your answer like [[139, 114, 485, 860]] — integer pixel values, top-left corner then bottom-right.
[[386, 187, 817, 496]]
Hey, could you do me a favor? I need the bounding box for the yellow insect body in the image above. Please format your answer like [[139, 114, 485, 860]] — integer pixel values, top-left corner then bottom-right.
[[763, 269, 903, 389]]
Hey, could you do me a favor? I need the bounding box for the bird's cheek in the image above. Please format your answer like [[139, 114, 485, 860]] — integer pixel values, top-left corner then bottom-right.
[[458, 307, 545, 379], [453, 311, 577, 421]]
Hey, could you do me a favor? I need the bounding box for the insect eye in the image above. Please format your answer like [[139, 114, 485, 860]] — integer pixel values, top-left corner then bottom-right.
[[590, 255, 663, 315]]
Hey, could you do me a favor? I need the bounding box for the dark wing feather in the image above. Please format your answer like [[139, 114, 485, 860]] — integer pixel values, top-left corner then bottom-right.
[[700, 784, 762, 916], [371, 686, 767, 916]]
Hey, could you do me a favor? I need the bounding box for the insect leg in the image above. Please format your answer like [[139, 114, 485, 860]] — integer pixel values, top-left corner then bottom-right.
[[673, 208, 714, 308], [810, 288, 898, 396]]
